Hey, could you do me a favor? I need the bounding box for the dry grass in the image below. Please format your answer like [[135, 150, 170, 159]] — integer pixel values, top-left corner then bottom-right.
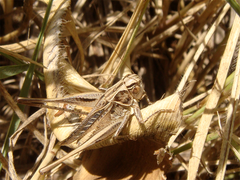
[[0, 0, 240, 179]]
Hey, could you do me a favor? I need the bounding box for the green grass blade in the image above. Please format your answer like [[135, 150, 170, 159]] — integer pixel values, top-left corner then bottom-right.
[[0, 52, 44, 81], [226, 0, 240, 16], [0, 64, 29, 79], [0, 52, 24, 65]]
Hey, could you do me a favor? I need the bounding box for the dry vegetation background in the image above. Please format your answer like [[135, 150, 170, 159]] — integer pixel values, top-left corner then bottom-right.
[[0, 0, 240, 179]]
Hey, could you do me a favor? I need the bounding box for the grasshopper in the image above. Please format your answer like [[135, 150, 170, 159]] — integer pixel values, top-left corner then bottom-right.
[[18, 73, 148, 173], [18, 74, 148, 146], [60, 73, 147, 146]]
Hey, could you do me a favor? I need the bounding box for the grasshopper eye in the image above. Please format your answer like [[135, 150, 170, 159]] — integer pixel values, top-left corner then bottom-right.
[[129, 85, 144, 100], [132, 85, 140, 94]]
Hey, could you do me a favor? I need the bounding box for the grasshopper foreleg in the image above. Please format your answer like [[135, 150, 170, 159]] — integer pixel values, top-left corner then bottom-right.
[[113, 112, 130, 138]]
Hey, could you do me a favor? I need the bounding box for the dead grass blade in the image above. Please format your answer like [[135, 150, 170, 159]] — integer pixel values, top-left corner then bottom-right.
[[100, 0, 150, 87], [0, 47, 45, 68], [177, 4, 230, 93], [188, 13, 240, 180], [216, 15, 240, 179]]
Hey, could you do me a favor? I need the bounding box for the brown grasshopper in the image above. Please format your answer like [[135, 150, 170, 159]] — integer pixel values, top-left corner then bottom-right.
[[18, 74, 148, 147], [18, 73, 148, 173], [60, 73, 147, 145]]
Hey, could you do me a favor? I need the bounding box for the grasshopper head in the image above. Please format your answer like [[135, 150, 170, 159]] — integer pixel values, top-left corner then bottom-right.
[[124, 74, 145, 101]]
